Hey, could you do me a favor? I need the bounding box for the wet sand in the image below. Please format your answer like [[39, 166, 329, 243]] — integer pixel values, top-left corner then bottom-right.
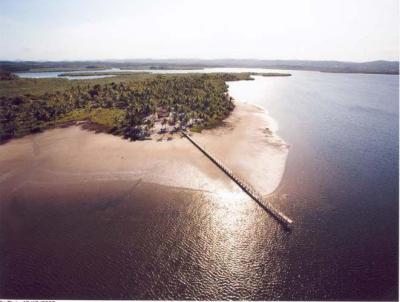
[[192, 101, 289, 195], [0, 100, 289, 299], [2, 70, 397, 300], [0, 101, 288, 200]]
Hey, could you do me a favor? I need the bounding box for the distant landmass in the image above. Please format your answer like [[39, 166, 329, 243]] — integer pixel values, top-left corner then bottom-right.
[[0, 59, 398, 74]]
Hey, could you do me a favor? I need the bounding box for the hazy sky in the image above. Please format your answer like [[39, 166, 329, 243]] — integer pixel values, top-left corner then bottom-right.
[[0, 0, 398, 61]]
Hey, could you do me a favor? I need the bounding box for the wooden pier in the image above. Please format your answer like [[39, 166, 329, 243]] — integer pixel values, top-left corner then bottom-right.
[[182, 131, 293, 228]]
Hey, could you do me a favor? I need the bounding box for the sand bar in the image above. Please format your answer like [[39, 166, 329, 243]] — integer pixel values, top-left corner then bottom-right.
[[0, 101, 288, 200]]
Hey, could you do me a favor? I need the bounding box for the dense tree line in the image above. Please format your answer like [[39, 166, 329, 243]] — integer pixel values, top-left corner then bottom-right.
[[0, 73, 247, 142]]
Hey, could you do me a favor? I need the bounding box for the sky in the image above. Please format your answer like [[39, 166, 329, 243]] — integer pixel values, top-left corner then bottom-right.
[[0, 0, 398, 62]]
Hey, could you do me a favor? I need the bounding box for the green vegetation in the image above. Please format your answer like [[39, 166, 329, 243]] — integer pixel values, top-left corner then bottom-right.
[[0, 73, 152, 98], [56, 108, 125, 128], [0, 73, 253, 142], [28, 66, 108, 72], [58, 71, 149, 77], [1, 59, 398, 74]]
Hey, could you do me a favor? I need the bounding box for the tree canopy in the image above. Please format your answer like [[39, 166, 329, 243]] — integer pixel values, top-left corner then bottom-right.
[[0, 73, 252, 142]]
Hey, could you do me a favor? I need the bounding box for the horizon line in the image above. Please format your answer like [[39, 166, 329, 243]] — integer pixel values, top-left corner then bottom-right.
[[1, 58, 399, 64]]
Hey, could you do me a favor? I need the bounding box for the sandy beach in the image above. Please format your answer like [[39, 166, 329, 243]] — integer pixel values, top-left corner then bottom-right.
[[0, 101, 288, 201], [1, 71, 397, 301], [0, 99, 290, 299]]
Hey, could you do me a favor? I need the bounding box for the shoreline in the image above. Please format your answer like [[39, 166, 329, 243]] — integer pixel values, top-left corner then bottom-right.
[[0, 99, 289, 198]]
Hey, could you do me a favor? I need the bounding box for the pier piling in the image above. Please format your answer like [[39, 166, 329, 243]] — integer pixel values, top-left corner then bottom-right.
[[182, 131, 293, 228]]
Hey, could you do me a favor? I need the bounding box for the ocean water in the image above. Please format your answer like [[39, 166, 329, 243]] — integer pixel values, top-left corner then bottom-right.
[[228, 71, 399, 299], [1, 70, 398, 300]]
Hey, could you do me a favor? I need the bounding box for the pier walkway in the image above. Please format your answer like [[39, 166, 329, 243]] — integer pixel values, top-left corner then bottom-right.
[[182, 131, 293, 228]]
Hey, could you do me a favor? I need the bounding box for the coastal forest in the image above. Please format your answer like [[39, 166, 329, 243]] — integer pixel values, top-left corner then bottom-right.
[[0, 72, 252, 143]]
